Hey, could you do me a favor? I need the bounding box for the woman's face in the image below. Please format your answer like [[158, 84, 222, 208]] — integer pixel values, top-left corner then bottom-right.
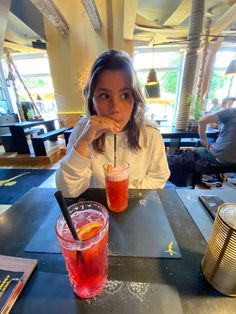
[[92, 70, 134, 131]]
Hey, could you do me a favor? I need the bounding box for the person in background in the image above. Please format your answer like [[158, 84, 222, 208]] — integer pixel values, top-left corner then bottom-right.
[[221, 97, 236, 110], [168, 106, 236, 187], [206, 97, 235, 129], [56, 49, 170, 198], [206, 98, 220, 114], [198, 106, 236, 164], [195, 106, 236, 185]]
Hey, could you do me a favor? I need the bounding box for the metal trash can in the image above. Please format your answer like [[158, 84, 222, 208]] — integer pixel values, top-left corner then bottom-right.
[[201, 203, 236, 296]]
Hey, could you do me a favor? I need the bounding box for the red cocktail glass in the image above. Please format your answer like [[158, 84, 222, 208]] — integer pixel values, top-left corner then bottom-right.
[[55, 201, 109, 298]]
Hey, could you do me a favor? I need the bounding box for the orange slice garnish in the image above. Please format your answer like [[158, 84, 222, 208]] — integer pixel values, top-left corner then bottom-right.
[[107, 163, 113, 174], [77, 221, 103, 240]]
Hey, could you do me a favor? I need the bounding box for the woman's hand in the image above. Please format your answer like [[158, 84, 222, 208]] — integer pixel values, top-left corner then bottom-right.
[[75, 116, 120, 157]]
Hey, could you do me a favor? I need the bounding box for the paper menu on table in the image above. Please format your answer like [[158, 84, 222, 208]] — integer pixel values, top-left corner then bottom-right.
[[0, 255, 37, 314]]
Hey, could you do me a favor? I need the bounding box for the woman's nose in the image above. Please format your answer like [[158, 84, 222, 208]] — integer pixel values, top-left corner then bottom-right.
[[110, 97, 120, 114]]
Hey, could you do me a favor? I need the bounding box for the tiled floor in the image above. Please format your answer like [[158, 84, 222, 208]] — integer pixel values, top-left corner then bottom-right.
[[39, 171, 56, 188], [0, 161, 58, 215], [0, 204, 11, 215], [195, 176, 236, 191]]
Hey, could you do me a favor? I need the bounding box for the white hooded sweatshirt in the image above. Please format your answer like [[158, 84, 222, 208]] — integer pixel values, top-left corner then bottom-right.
[[56, 117, 170, 198]]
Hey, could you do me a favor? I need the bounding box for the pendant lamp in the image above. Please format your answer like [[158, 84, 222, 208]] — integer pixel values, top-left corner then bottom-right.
[[145, 68, 160, 98], [225, 59, 236, 76], [145, 44, 161, 98]]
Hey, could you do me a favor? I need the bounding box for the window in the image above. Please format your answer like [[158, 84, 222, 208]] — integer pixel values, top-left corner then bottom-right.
[[0, 77, 8, 114], [0, 61, 12, 114], [208, 47, 236, 105], [133, 48, 183, 126], [11, 52, 56, 119]]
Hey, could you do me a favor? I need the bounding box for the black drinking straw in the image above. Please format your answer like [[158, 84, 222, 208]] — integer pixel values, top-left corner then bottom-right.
[[54, 191, 79, 241], [114, 133, 117, 167]]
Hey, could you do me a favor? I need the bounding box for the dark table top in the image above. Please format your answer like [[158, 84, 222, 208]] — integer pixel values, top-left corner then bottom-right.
[[0, 119, 56, 128], [160, 126, 219, 139], [0, 188, 235, 314], [59, 126, 219, 140]]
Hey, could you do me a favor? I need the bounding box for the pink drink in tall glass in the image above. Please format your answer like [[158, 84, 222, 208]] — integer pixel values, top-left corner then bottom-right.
[[104, 162, 129, 212], [55, 201, 109, 298]]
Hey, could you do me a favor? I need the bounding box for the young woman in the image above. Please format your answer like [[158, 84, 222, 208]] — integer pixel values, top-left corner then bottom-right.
[[56, 49, 170, 197]]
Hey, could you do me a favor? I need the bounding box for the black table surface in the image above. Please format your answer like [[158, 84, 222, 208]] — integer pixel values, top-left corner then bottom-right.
[[160, 126, 219, 139], [0, 119, 56, 128], [0, 188, 235, 314]]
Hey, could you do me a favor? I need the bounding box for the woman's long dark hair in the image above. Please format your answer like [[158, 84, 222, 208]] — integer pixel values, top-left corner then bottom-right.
[[83, 49, 146, 153]]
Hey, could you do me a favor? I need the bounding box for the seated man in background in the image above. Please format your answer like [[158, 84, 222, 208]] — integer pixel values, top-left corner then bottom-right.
[[221, 96, 236, 110], [168, 106, 236, 187], [195, 106, 236, 185], [197, 107, 236, 164]]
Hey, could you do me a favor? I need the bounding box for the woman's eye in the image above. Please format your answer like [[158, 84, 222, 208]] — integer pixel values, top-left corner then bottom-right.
[[99, 93, 110, 100], [121, 92, 131, 100]]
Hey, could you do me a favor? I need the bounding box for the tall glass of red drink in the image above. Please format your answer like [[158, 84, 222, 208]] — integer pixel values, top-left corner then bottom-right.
[[55, 201, 109, 298], [104, 162, 129, 212]]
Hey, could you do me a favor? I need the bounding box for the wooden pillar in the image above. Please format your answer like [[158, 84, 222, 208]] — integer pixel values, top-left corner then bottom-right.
[[201, 38, 224, 98], [0, 0, 11, 58], [195, 17, 212, 101], [111, 0, 133, 56]]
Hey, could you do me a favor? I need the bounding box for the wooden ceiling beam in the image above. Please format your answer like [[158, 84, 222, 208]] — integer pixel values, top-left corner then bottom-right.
[[226, 0, 236, 5], [136, 14, 163, 29], [210, 2, 236, 37], [4, 41, 42, 53], [0, 0, 11, 58], [149, 34, 169, 46], [81, 0, 102, 32], [123, 0, 138, 40], [164, 0, 191, 27], [147, 0, 191, 47], [30, 0, 69, 35], [133, 36, 151, 42], [136, 26, 187, 37]]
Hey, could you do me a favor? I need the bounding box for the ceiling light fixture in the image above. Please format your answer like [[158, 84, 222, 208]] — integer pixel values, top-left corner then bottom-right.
[[144, 45, 160, 98], [144, 68, 160, 98], [225, 59, 236, 76]]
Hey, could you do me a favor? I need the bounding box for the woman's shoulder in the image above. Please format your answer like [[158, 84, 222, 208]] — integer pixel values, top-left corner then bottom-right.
[[72, 116, 88, 133], [143, 119, 161, 135], [68, 116, 87, 141], [66, 116, 88, 152], [139, 120, 162, 147], [75, 115, 88, 127]]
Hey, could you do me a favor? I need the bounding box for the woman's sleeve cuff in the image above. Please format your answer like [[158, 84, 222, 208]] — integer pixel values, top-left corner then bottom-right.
[[64, 147, 93, 168]]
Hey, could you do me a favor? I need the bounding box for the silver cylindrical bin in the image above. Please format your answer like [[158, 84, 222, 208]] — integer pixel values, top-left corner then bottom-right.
[[201, 203, 236, 296]]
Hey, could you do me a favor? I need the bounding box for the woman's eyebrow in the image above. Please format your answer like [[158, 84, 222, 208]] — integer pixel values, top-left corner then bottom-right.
[[96, 88, 109, 92], [95, 87, 132, 93], [120, 87, 132, 92]]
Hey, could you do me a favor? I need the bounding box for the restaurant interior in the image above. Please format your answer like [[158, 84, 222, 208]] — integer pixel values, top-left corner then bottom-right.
[[0, 1, 236, 313], [1, 1, 236, 184]]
